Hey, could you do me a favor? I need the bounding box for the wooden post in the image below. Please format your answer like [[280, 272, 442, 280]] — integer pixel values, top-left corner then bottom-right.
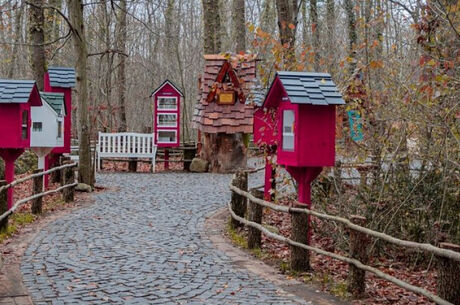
[[230, 171, 248, 229], [62, 162, 75, 203], [0, 180, 8, 231], [164, 148, 169, 170], [347, 215, 370, 298], [59, 156, 71, 185], [247, 189, 264, 249], [31, 169, 43, 214], [50, 155, 61, 183], [290, 203, 311, 271], [128, 158, 137, 172], [437, 242, 460, 305], [183, 147, 196, 172]]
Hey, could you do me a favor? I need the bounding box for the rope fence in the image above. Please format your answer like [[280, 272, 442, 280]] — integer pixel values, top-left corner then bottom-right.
[[0, 162, 78, 225], [228, 170, 460, 305]]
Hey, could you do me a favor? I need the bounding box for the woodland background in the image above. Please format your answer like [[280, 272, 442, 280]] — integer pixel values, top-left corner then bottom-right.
[[0, 0, 458, 258]]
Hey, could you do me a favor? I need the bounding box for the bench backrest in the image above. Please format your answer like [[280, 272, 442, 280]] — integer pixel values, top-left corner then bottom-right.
[[98, 132, 157, 158]]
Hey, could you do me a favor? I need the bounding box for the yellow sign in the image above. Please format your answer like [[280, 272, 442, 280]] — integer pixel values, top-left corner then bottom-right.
[[218, 92, 235, 105]]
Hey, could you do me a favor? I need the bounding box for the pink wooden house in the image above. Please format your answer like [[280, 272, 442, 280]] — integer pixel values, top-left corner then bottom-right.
[[151, 80, 183, 169], [151, 80, 183, 148], [254, 71, 344, 208], [0, 79, 42, 208]]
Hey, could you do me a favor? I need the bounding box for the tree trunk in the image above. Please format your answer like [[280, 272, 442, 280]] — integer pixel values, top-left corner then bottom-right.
[[344, 0, 357, 74], [117, 0, 128, 132], [202, 0, 221, 54], [275, 0, 298, 68], [8, 1, 24, 79], [201, 133, 247, 173], [310, 0, 320, 70], [68, 0, 92, 186], [232, 0, 246, 52], [28, 0, 46, 90]]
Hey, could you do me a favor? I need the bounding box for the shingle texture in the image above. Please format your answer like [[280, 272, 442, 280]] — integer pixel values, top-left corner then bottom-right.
[[192, 54, 257, 134], [277, 71, 345, 105], [41, 92, 65, 115], [0, 79, 36, 103], [48, 67, 76, 88]]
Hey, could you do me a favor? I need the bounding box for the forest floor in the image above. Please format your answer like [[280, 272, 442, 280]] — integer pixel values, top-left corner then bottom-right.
[[227, 197, 437, 305]]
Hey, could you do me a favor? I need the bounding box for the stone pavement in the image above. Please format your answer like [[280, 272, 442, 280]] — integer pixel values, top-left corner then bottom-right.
[[18, 172, 324, 304]]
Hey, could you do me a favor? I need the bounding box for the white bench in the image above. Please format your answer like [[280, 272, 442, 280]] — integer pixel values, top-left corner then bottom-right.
[[97, 132, 157, 172]]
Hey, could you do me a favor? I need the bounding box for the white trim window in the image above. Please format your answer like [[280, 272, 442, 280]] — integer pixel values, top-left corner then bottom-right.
[[22, 110, 28, 139], [157, 113, 177, 127], [157, 130, 177, 143], [57, 120, 63, 138], [282, 110, 295, 151], [33, 122, 43, 132], [157, 96, 177, 110]]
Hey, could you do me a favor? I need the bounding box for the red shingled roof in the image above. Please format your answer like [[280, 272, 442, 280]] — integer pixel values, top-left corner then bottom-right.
[[192, 54, 257, 134]]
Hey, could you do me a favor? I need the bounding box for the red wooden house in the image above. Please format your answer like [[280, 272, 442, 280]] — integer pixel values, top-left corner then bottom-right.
[[44, 66, 76, 156], [0, 79, 42, 208], [43, 67, 75, 187], [254, 71, 344, 204], [151, 80, 183, 148]]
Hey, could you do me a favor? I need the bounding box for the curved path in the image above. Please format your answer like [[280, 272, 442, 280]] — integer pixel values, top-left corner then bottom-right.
[[21, 173, 309, 304]]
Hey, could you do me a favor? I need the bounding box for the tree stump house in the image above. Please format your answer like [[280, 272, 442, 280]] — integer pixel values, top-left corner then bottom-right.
[[193, 54, 258, 172]]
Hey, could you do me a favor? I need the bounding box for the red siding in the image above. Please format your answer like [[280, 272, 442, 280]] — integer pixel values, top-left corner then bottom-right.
[[45, 73, 72, 154], [0, 103, 31, 149]]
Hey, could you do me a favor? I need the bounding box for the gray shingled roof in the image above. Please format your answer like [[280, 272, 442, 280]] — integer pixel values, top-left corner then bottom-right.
[[0, 79, 37, 104], [48, 66, 76, 88], [277, 71, 345, 105], [40, 92, 66, 115], [247, 80, 266, 107]]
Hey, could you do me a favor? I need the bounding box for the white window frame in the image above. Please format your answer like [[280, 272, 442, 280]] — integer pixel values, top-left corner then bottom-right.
[[282, 110, 295, 151], [22, 110, 28, 139], [157, 129, 177, 144], [157, 96, 178, 111], [157, 113, 178, 128]]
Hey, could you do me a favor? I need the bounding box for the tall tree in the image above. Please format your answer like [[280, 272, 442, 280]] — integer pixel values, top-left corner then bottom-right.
[[28, 0, 46, 90], [116, 0, 128, 132], [232, 0, 246, 53], [344, 0, 358, 73], [202, 0, 221, 53], [275, 0, 298, 67], [310, 0, 320, 70], [8, 1, 24, 78], [67, 0, 92, 185]]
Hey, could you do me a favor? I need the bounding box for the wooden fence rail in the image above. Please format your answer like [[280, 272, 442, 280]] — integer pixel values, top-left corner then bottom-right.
[[229, 172, 460, 305], [0, 162, 78, 223]]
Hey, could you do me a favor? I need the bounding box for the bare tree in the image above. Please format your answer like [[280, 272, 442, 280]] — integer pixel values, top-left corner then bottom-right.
[[67, 0, 92, 185], [28, 0, 46, 90], [116, 0, 128, 132], [232, 0, 246, 53]]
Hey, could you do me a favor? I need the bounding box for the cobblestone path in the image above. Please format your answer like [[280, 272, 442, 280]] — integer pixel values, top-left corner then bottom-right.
[[21, 173, 309, 305]]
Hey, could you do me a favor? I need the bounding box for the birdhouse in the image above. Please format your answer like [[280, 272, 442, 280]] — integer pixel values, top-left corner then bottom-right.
[[30, 92, 66, 169], [0, 79, 42, 208], [0, 80, 42, 149], [44, 67, 76, 155], [260, 71, 345, 167], [151, 80, 183, 148]]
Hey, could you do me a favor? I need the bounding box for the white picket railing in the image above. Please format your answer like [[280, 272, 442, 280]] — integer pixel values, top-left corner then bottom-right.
[[97, 132, 157, 172]]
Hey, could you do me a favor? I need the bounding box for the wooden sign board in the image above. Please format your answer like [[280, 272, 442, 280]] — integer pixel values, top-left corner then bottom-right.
[[218, 91, 236, 105]]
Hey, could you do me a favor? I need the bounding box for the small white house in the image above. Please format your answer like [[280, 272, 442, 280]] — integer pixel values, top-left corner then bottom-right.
[[30, 92, 66, 168]]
